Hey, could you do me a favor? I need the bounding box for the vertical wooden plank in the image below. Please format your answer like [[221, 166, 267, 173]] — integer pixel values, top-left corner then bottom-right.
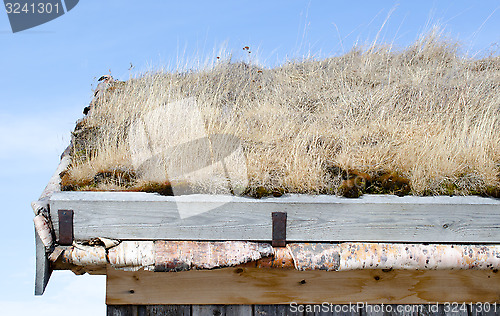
[[361, 304, 428, 316], [192, 305, 252, 316], [359, 304, 381, 316], [34, 224, 52, 295], [388, 305, 422, 316], [255, 304, 302, 316], [470, 304, 497, 316], [309, 304, 359, 316], [360, 304, 471, 316], [106, 305, 139, 316], [141, 305, 191, 316], [421, 304, 469, 316]]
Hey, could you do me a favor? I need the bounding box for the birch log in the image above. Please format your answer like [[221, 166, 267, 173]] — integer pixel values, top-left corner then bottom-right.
[[50, 242, 500, 273], [108, 241, 155, 271], [154, 241, 273, 271], [61, 244, 108, 266], [33, 215, 53, 248], [337, 243, 500, 270]]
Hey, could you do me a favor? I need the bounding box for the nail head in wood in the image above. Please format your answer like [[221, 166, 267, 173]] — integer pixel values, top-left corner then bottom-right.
[[272, 212, 287, 247], [58, 209, 74, 246]]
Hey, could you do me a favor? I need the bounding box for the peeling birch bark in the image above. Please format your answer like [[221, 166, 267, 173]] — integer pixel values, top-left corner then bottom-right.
[[243, 243, 500, 271], [86, 237, 121, 249], [96, 237, 120, 249], [33, 215, 53, 248], [287, 243, 341, 271], [48, 246, 107, 275], [154, 241, 273, 271], [48, 241, 500, 273], [108, 241, 155, 271], [61, 244, 108, 266], [337, 243, 500, 270], [31, 200, 48, 217], [48, 246, 66, 262], [241, 246, 295, 269]]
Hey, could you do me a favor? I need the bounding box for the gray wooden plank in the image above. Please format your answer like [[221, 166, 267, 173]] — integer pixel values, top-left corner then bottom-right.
[[420, 304, 469, 316], [34, 224, 52, 295], [140, 305, 190, 316], [49, 192, 500, 242], [359, 304, 470, 316], [361, 304, 431, 316], [360, 304, 470, 316], [107, 305, 139, 316], [192, 305, 252, 316], [382, 304, 421, 316], [307, 304, 360, 315], [360, 304, 383, 316], [470, 303, 497, 316], [255, 304, 303, 315]]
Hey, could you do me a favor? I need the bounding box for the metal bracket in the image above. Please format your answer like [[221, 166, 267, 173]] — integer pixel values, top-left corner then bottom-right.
[[272, 212, 287, 247], [58, 210, 74, 246]]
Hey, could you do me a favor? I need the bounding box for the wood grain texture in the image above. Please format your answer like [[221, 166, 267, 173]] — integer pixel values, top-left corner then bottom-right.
[[192, 305, 252, 316], [107, 305, 191, 316], [141, 305, 190, 316], [34, 224, 52, 295], [106, 305, 138, 316], [50, 192, 500, 243], [106, 267, 500, 305], [105, 304, 479, 316], [254, 305, 302, 316], [469, 304, 498, 316]]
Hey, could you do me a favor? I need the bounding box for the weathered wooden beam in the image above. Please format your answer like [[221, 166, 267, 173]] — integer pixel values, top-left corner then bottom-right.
[[254, 305, 301, 316], [106, 304, 475, 316], [105, 300, 498, 315], [106, 305, 191, 316], [192, 305, 252, 316], [106, 267, 500, 305], [50, 192, 500, 243], [34, 224, 52, 295]]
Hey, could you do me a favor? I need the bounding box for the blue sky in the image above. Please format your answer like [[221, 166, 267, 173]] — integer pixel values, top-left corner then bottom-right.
[[0, 1, 499, 314]]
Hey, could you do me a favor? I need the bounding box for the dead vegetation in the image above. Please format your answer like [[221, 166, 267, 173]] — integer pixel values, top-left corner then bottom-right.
[[63, 30, 500, 198]]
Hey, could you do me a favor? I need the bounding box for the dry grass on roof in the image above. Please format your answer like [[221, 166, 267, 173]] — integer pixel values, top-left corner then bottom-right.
[[62, 30, 500, 198]]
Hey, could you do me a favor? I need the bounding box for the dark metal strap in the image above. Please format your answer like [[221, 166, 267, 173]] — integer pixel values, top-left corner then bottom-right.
[[58, 210, 74, 245], [272, 212, 287, 247]]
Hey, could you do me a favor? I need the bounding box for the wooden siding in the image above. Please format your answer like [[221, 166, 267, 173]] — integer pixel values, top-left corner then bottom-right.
[[107, 303, 493, 316], [106, 267, 500, 305]]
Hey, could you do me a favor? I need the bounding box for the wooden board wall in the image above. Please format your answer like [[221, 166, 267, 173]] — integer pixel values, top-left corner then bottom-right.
[[107, 304, 495, 316], [106, 267, 500, 305]]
